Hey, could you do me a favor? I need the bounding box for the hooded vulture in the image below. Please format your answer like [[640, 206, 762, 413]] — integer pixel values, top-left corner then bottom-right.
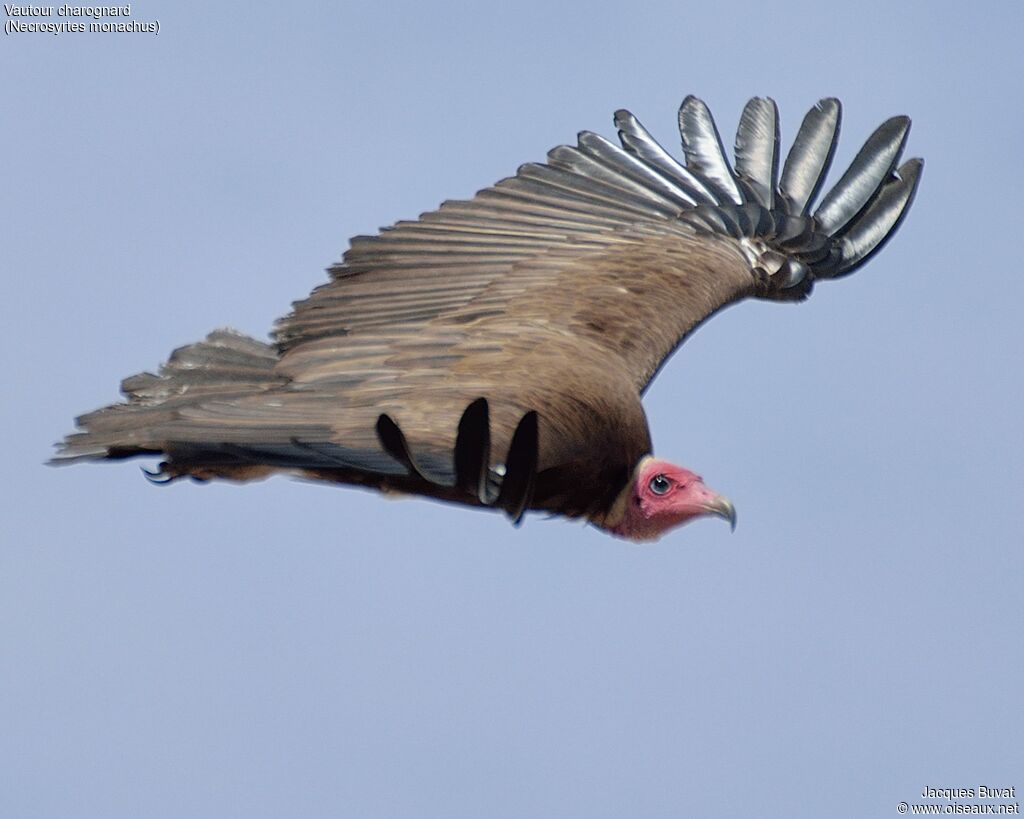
[[54, 96, 922, 541]]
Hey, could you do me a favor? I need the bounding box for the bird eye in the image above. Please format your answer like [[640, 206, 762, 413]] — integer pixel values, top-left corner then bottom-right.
[[649, 474, 671, 495]]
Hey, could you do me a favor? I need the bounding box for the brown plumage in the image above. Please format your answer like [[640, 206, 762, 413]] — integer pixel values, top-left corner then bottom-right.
[[53, 96, 923, 541]]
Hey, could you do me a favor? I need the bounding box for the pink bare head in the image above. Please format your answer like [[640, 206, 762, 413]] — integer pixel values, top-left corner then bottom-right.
[[607, 457, 736, 542]]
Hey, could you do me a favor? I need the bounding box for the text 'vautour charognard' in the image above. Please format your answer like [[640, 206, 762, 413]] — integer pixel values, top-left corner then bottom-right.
[[4, 4, 159, 35]]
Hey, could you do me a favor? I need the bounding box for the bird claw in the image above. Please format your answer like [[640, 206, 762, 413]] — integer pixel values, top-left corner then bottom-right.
[[140, 463, 179, 485]]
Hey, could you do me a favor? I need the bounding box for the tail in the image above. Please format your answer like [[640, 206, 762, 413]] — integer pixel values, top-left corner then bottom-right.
[[51, 329, 285, 465], [608, 96, 923, 299]]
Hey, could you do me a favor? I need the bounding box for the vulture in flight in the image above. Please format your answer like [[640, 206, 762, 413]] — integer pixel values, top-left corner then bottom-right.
[[54, 96, 922, 541]]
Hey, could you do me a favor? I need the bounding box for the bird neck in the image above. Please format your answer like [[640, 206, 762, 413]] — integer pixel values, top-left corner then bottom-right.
[[589, 456, 653, 535]]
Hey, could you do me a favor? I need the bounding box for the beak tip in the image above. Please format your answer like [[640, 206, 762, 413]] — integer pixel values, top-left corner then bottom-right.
[[703, 494, 736, 533]]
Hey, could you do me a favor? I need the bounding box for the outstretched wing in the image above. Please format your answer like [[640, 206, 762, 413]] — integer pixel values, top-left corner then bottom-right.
[[274, 96, 922, 397]]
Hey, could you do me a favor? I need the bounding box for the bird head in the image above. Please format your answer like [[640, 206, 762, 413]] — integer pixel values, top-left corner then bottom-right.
[[607, 457, 736, 542]]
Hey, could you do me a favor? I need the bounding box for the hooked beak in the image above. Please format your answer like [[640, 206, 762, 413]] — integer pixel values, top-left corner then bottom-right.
[[702, 493, 737, 532]]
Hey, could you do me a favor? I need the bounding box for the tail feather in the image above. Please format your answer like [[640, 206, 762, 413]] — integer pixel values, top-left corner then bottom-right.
[[52, 329, 284, 463], [123, 329, 277, 402]]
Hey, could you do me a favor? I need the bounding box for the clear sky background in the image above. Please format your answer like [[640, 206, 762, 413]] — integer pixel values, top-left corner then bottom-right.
[[3, 1, 1022, 816]]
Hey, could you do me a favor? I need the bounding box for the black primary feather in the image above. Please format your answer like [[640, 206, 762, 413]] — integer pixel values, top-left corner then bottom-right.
[[495, 411, 539, 525], [734, 97, 780, 209], [814, 115, 911, 235], [576, 131, 701, 211], [454, 398, 492, 502], [778, 98, 841, 215], [835, 158, 923, 277], [678, 96, 744, 206], [613, 109, 717, 204], [376, 413, 429, 483]]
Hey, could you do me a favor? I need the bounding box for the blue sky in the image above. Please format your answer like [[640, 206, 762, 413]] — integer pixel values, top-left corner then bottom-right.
[[3, 1, 1022, 816]]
